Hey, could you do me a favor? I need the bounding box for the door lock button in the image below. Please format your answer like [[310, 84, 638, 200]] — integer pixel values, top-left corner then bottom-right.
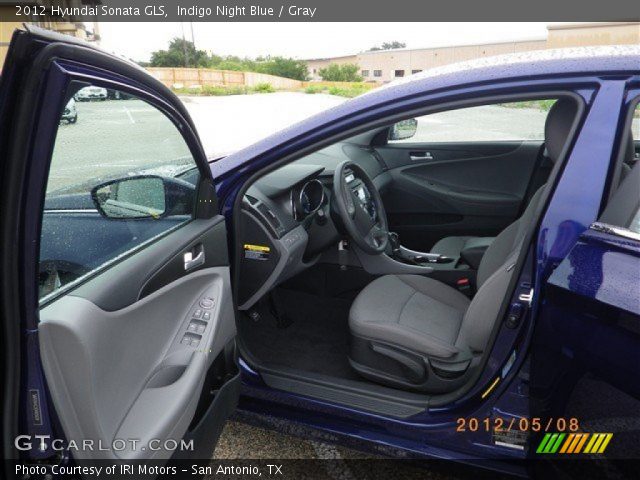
[[200, 298, 215, 309]]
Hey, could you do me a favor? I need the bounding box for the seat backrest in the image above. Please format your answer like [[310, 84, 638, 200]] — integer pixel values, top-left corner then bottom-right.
[[455, 98, 578, 353], [600, 158, 640, 228]]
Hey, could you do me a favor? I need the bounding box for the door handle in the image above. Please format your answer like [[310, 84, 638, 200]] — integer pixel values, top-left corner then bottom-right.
[[184, 245, 205, 271], [409, 151, 433, 161]]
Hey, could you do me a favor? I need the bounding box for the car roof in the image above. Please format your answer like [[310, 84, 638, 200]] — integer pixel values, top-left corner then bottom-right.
[[216, 45, 640, 175]]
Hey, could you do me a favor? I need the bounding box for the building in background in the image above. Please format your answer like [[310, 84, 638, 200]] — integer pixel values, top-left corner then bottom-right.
[[305, 22, 640, 82], [0, 0, 101, 70]]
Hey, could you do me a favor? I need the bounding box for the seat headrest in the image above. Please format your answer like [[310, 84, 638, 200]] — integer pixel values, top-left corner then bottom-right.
[[544, 98, 579, 162]]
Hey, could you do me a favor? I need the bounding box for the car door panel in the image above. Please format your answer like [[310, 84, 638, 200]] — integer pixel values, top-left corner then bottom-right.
[[39, 216, 237, 461], [375, 141, 542, 250], [0, 26, 239, 467]]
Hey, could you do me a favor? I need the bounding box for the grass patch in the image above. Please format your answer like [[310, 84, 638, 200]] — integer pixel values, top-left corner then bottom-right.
[[173, 83, 276, 96], [304, 85, 326, 94], [502, 99, 557, 111], [303, 82, 374, 98], [327, 85, 370, 98], [251, 82, 276, 93]]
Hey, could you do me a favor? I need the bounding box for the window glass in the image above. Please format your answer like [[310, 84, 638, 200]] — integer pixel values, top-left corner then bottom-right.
[[624, 103, 639, 233], [373, 70, 382, 77], [39, 85, 200, 300], [389, 100, 556, 143]]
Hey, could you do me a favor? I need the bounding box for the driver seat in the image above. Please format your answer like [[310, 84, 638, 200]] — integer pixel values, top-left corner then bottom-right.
[[347, 99, 578, 392]]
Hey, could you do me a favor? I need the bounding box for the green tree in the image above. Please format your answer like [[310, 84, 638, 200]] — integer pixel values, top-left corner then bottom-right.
[[318, 63, 363, 82], [214, 56, 257, 71], [150, 38, 211, 68], [256, 57, 309, 81]]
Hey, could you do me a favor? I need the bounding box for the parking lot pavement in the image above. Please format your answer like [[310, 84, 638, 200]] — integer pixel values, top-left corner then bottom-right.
[[48, 93, 344, 192], [179, 92, 345, 157], [213, 421, 469, 480]]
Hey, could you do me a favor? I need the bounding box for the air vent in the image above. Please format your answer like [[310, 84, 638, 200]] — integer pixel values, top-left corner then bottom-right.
[[257, 204, 282, 230], [245, 195, 259, 205]]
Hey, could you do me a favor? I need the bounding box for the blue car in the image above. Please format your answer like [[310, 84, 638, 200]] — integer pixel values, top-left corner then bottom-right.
[[0, 26, 638, 478]]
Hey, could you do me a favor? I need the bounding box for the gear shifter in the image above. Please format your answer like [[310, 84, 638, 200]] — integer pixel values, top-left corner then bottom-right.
[[388, 232, 401, 256], [388, 232, 455, 265]]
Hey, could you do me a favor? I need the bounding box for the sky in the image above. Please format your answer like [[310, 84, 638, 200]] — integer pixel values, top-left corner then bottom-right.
[[97, 22, 553, 62]]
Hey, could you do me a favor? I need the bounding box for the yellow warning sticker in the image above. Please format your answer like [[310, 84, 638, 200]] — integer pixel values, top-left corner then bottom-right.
[[244, 244, 271, 252]]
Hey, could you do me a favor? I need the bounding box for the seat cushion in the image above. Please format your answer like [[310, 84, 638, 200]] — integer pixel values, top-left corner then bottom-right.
[[349, 275, 470, 359]]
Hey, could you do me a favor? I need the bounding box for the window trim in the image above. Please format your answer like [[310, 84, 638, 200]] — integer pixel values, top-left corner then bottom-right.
[[590, 222, 640, 242]]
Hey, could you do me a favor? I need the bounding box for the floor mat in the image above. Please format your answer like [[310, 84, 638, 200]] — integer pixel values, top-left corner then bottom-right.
[[239, 288, 359, 380]]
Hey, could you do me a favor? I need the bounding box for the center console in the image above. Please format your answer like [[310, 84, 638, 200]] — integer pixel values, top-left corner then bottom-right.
[[387, 232, 455, 266]]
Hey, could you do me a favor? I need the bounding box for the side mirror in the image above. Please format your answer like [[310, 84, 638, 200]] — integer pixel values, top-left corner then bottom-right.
[[91, 176, 167, 219], [388, 118, 418, 141]]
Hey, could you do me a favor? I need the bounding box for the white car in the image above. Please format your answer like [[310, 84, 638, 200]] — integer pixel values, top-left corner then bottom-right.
[[74, 86, 107, 101], [60, 98, 77, 124]]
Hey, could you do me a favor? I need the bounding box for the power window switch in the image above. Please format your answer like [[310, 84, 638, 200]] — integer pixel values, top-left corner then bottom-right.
[[180, 335, 191, 345], [190, 337, 200, 347], [193, 309, 203, 319]]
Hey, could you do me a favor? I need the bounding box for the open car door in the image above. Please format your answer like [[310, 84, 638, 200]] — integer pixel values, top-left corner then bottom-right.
[[0, 26, 239, 473]]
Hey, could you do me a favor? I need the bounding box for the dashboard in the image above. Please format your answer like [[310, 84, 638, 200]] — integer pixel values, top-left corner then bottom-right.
[[236, 141, 391, 309]]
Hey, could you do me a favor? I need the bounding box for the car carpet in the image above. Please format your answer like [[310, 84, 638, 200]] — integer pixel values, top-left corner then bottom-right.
[[239, 287, 360, 380]]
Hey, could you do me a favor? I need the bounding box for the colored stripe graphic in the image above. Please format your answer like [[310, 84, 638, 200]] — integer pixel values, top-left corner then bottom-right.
[[537, 433, 613, 454], [572, 433, 588, 453], [536, 433, 552, 453], [559, 433, 574, 453]]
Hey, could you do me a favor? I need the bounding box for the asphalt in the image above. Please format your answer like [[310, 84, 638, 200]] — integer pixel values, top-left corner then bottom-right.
[[212, 421, 472, 480]]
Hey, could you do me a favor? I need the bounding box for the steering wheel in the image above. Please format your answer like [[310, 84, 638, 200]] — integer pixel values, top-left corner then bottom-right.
[[333, 160, 389, 254]]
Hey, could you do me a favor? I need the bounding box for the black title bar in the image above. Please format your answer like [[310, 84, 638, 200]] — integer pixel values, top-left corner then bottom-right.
[[1, 0, 639, 22]]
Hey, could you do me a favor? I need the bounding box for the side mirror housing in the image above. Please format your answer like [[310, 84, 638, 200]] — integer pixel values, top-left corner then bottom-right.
[[388, 118, 418, 141]]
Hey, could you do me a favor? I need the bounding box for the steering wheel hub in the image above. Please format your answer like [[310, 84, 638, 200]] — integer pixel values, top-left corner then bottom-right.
[[333, 161, 389, 254]]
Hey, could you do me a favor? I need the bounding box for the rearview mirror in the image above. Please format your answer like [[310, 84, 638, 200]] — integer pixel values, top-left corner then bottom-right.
[[92, 176, 167, 219], [388, 118, 418, 141]]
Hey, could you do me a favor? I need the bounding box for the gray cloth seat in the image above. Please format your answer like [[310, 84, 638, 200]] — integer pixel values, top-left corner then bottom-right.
[[350, 275, 471, 359], [348, 99, 579, 392]]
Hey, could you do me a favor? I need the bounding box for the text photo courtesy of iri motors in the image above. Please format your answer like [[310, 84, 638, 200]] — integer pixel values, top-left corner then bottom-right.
[[0, 1, 639, 480]]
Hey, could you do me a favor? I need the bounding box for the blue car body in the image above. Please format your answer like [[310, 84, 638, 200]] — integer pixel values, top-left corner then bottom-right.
[[1, 28, 638, 475]]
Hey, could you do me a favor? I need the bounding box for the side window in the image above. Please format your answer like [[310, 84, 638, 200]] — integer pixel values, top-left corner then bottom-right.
[[39, 84, 200, 299], [388, 100, 556, 143]]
